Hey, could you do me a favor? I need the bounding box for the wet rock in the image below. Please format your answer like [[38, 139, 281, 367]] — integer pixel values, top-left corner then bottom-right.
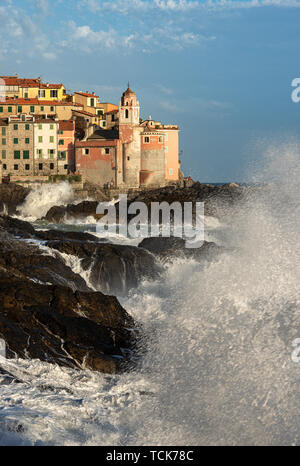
[[138, 237, 223, 262], [35, 229, 101, 243], [0, 215, 36, 239], [43, 201, 100, 223], [0, 184, 30, 216], [46, 240, 162, 295], [0, 269, 135, 373]]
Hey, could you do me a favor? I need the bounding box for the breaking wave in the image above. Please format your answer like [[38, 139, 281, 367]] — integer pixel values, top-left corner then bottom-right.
[[17, 182, 74, 221]]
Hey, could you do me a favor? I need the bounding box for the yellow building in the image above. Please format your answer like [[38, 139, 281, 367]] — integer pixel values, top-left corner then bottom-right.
[[0, 76, 66, 101]]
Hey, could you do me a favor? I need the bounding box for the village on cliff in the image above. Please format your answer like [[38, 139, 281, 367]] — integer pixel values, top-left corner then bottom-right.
[[0, 75, 183, 192]]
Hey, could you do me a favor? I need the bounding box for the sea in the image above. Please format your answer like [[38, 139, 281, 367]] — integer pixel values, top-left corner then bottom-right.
[[0, 146, 299, 446]]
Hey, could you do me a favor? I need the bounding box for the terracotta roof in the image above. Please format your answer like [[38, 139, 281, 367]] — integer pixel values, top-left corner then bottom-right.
[[1, 98, 76, 106], [88, 129, 119, 140], [72, 109, 96, 117], [2, 78, 40, 87], [105, 109, 118, 114], [76, 140, 117, 148], [123, 87, 135, 96], [39, 83, 64, 89], [59, 120, 75, 131], [75, 92, 99, 99]]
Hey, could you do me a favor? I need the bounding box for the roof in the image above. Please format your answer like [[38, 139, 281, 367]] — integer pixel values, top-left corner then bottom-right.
[[2, 78, 40, 88], [39, 83, 64, 89], [75, 92, 99, 99], [106, 109, 118, 114], [87, 128, 119, 140], [0, 98, 77, 106], [76, 140, 118, 148], [59, 120, 75, 131], [123, 87, 135, 96], [72, 109, 96, 118]]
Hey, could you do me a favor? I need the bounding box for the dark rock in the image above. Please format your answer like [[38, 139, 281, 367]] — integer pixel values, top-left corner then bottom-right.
[[138, 236, 223, 262], [43, 201, 100, 223], [0, 183, 30, 216], [35, 229, 100, 243], [0, 215, 36, 239], [0, 235, 90, 292], [0, 269, 135, 373], [46, 240, 162, 295]]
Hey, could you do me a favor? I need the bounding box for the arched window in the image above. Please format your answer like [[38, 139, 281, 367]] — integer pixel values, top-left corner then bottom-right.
[[125, 109, 129, 119]]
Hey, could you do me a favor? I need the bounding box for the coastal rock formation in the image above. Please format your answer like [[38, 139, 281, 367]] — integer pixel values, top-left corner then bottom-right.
[[0, 183, 30, 216], [0, 269, 134, 373], [46, 240, 162, 295], [43, 200, 100, 223], [138, 237, 223, 262]]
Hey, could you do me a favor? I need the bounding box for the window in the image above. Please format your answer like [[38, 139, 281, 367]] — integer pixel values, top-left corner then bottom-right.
[[50, 106, 54, 112], [58, 151, 66, 160], [2, 150, 6, 159], [25, 138, 30, 144], [169, 168, 173, 175], [1, 127, 5, 135], [164, 133, 168, 141], [111, 114, 115, 122], [50, 124, 54, 130], [48, 149, 55, 158], [159, 136, 163, 143], [105, 148, 110, 155], [39, 163, 43, 170], [14, 150, 20, 159], [17, 106, 22, 113], [23, 150, 29, 159], [8, 107, 12, 113], [84, 148, 89, 155], [13, 124, 18, 130], [38, 90, 45, 98], [50, 163, 54, 170], [64, 164, 68, 170], [59, 139, 64, 145], [25, 164, 30, 171], [40, 106, 44, 111], [144, 137, 150, 143], [125, 109, 129, 119], [3, 164, 6, 170], [102, 121, 106, 127], [30, 106, 34, 113], [38, 124, 42, 130], [14, 164, 18, 171], [165, 146, 168, 153], [37, 149, 43, 158], [2, 139, 6, 145], [0, 107, 3, 113], [58, 130, 63, 135], [14, 138, 18, 144], [38, 136, 43, 143], [90, 98, 95, 107], [50, 90, 58, 98], [49, 136, 54, 143], [25, 124, 30, 130]]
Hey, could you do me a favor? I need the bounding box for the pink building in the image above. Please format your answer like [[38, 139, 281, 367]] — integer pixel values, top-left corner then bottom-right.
[[58, 120, 75, 172]]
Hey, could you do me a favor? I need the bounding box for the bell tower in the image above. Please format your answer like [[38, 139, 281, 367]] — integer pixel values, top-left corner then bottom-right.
[[118, 85, 142, 188], [119, 85, 140, 125]]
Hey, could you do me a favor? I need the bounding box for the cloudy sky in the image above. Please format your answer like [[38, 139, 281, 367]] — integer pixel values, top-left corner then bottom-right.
[[1, 0, 300, 181]]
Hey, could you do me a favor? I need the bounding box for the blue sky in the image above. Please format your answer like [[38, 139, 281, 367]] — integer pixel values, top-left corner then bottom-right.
[[1, 0, 300, 181]]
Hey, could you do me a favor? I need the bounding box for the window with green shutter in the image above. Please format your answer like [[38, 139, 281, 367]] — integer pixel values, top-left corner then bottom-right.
[[50, 124, 54, 130], [1, 127, 5, 135], [2, 150, 6, 159], [14, 150, 20, 159], [14, 138, 18, 144], [8, 107, 12, 113], [30, 106, 34, 113], [13, 124, 18, 130], [38, 136, 43, 143], [2, 139, 6, 145], [0, 107, 3, 113], [38, 124, 42, 130], [17, 106, 22, 113], [25, 124, 30, 130], [59, 140, 64, 145], [23, 150, 29, 159], [50, 107, 54, 112], [40, 106, 44, 111], [25, 138, 30, 144], [50, 136, 54, 143]]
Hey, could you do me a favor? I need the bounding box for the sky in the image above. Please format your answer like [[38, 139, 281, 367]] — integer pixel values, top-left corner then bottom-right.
[[1, 0, 300, 182]]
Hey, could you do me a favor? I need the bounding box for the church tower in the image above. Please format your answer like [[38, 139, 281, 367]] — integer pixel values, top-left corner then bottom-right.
[[118, 86, 142, 188]]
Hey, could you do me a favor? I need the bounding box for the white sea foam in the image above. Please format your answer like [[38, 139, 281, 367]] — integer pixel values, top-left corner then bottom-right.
[[17, 182, 74, 221], [0, 143, 300, 445]]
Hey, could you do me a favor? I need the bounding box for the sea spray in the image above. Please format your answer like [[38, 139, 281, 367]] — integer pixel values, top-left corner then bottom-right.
[[17, 182, 74, 221]]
